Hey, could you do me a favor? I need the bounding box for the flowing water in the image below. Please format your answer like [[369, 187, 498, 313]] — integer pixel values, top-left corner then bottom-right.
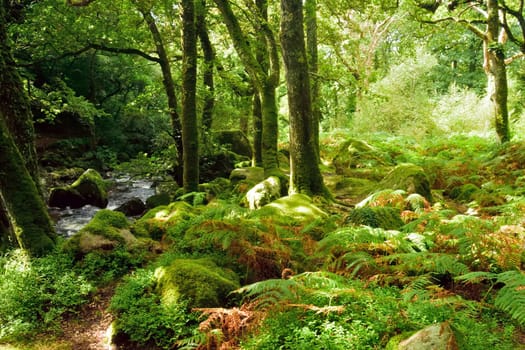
[[52, 175, 155, 236]]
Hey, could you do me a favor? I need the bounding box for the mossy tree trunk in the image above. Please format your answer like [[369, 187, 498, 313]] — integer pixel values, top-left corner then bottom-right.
[[197, 0, 215, 138], [0, 1, 55, 255], [280, 0, 327, 196], [485, 0, 510, 143], [181, 0, 199, 193], [138, 7, 185, 182], [0, 114, 56, 256], [213, 0, 280, 176], [305, 0, 321, 159], [252, 93, 263, 167], [0, 1, 41, 194]]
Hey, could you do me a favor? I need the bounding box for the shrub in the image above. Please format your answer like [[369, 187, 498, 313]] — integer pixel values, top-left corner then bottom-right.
[[0, 249, 93, 341], [109, 268, 199, 349]]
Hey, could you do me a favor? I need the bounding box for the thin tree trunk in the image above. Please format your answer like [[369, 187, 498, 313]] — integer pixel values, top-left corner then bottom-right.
[[305, 0, 321, 159], [140, 8, 185, 180], [181, 0, 199, 193], [252, 93, 263, 167], [197, 0, 215, 136], [280, 0, 327, 196], [485, 0, 510, 142], [213, 0, 279, 175]]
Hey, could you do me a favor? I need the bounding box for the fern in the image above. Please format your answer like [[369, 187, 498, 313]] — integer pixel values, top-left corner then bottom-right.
[[457, 270, 525, 325]]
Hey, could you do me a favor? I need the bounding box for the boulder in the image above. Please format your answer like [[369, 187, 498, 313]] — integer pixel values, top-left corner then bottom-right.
[[258, 194, 328, 222], [345, 207, 404, 230], [154, 258, 240, 308], [333, 138, 390, 174], [387, 322, 458, 350], [64, 209, 134, 255], [381, 163, 433, 202], [245, 176, 281, 209], [230, 167, 265, 185], [145, 192, 171, 209], [132, 201, 195, 240], [48, 168, 108, 208], [115, 197, 146, 216]]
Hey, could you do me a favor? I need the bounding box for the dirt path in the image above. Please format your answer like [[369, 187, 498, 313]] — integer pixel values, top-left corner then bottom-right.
[[59, 284, 116, 350]]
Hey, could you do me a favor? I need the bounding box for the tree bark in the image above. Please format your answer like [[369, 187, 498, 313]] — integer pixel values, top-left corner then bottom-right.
[[181, 0, 199, 193], [213, 0, 279, 175], [0, 114, 56, 256], [197, 0, 215, 136], [252, 93, 263, 167], [0, 1, 41, 194], [485, 0, 510, 142], [280, 0, 327, 196], [305, 0, 321, 159]]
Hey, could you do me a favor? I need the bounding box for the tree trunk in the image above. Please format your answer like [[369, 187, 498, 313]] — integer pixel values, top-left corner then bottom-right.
[[0, 1, 42, 194], [485, 0, 510, 143], [213, 0, 279, 175], [280, 0, 327, 196], [0, 114, 56, 256], [197, 0, 215, 137], [140, 8, 185, 180], [305, 0, 321, 159], [181, 0, 199, 193], [252, 93, 263, 167]]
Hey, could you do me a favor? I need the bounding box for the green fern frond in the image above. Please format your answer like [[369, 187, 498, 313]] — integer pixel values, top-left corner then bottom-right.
[[493, 271, 525, 325], [402, 275, 434, 301], [457, 270, 525, 325], [356, 189, 407, 209]]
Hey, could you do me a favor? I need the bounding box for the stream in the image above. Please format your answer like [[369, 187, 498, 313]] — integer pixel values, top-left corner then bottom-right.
[[52, 175, 155, 236]]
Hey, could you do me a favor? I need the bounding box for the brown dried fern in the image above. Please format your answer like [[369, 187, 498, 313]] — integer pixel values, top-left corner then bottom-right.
[[194, 301, 265, 350]]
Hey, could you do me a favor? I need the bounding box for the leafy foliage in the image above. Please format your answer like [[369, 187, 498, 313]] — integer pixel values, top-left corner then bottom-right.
[[0, 249, 93, 341]]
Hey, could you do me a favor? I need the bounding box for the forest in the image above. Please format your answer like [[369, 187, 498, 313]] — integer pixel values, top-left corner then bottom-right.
[[2, 0, 525, 349]]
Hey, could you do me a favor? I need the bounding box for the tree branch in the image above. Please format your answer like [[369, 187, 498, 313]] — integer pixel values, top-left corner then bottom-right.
[[87, 43, 161, 62]]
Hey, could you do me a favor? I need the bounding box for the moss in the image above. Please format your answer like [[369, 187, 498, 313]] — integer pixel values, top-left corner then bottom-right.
[[332, 138, 391, 174], [381, 163, 433, 202], [155, 258, 240, 308], [132, 201, 195, 240], [71, 168, 108, 207], [345, 207, 404, 230], [64, 210, 134, 255], [0, 115, 56, 256], [257, 193, 328, 222], [145, 192, 171, 209]]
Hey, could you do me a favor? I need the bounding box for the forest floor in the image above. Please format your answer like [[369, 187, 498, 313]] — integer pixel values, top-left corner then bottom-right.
[[0, 285, 115, 350], [57, 284, 115, 350]]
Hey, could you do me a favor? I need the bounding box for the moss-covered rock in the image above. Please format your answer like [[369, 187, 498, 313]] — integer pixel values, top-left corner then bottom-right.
[[115, 197, 146, 216], [48, 168, 108, 208], [380, 163, 433, 202], [386, 322, 458, 350], [145, 192, 171, 209], [64, 209, 134, 255], [333, 138, 391, 174], [258, 194, 328, 222], [245, 176, 281, 209], [132, 201, 195, 240], [154, 258, 240, 308], [230, 167, 265, 185], [345, 207, 404, 230]]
